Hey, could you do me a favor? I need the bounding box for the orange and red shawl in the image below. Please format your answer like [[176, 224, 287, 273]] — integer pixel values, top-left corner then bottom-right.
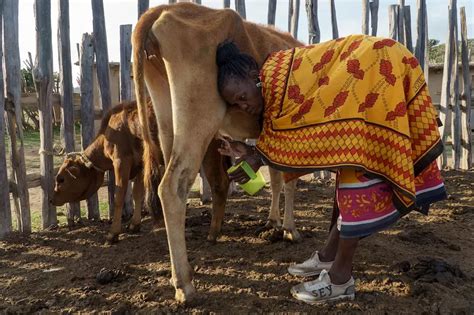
[[256, 35, 443, 212]]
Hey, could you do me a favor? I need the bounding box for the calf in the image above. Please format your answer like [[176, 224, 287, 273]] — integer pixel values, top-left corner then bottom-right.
[[52, 101, 160, 243]]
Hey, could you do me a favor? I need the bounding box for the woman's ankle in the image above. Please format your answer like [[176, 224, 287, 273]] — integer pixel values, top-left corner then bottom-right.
[[328, 270, 352, 285], [318, 250, 336, 262]]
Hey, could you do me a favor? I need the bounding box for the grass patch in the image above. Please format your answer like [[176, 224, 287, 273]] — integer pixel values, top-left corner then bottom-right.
[[12, 200, 111, 232]]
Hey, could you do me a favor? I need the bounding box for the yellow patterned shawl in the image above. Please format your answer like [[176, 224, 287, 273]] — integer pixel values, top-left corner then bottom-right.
[[256, 35, 443, 210]]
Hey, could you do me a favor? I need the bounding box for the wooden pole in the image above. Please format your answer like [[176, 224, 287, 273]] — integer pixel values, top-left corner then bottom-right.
[[451, 1, 460, 170], [33, 0, 57, 229], [3, 0, 31, 233], [120, 24, 134, 219], [0, 0, 12, 238], [288, 0, 293, 32], [403, 5, 413, 52], [415, 0, 427, 72], [459, 6, 471, 170], [267, 0, 277, 26], [80, 33, 100, 220], [289, 0, 300, 38], [58, 0, 81, 226], [192, 0, 201, 4], [223, 0, 230, 8], [137, 0, 149, 19], [329, 0, 338, 39], [169, 0, 177, 3], [388, 5, 398, 41], [91, 0, 115, 218], [369, 0, 379, 36], [235, 0, 246, 19], [398, 0, 405, 45], [305, 0, 320, 44], [362, 0, 369, 35], [439, 0, 458, 168]]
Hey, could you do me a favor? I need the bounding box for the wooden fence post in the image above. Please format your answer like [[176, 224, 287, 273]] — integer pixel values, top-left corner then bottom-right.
[[120, 24, 134, 219], [138, 0, 149, 19], [305, 0, 320, 44], [403, 5, 413, 52], [169, 0, 177, 3], [362, 0, 369, 35], [267, 0, 276, 26], [329, 0, 338, 39], [459, 6, 472, 170], [3, 0, 31, 233], [91, 0, 115, 218], [415, 0, 427, 72], [0, 0, 12, 238], [388, 5, 398, 40], [33, 0, 57, 229], [58, 0, 81, 226], [289, 0, 300, 38], [439, 0, 459, 169], [80, 33, 100, 220], [223, 0, 230, 8], [369, 0, 379, 36], [398, 0, 405, 45], [235, 0, 246, 19]]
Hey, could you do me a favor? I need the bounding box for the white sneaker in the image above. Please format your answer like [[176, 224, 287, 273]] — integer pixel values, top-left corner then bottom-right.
[[290, 269, 355, 304], [287, 251, 334, 277]]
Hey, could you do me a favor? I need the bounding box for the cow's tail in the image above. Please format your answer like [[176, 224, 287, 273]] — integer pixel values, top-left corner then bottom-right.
[[132, 7, 165, 214]]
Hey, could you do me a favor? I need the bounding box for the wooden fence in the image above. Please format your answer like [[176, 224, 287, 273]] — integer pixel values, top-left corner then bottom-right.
[[0, 0, 472, 238]]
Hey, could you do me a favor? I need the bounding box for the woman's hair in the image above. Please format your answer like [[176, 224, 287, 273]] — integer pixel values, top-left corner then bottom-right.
[[216, 40, 259, 93]]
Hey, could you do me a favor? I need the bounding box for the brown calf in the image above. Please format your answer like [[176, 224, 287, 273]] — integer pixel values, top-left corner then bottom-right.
[[52, 101, 233, 244]]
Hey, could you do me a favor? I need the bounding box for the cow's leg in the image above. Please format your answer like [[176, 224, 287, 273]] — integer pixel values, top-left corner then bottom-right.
[[267, 167, 284, 229], [106, 159, 132, 244], [282, 179, 302, 242], [145, 70, 173, 163], [128, 172, 144, 233], [202, 140, 230, 242], [155, 88, 225, 303]]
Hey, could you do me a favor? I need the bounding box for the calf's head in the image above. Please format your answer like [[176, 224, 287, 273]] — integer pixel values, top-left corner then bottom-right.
[[52, 157, 105, 206]]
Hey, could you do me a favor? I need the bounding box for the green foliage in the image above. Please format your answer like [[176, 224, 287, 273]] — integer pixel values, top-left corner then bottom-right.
[[428, 38, 474, 64]]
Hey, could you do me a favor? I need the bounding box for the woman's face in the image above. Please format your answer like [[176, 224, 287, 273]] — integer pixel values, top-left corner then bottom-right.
[[221, 77, 264, 117]]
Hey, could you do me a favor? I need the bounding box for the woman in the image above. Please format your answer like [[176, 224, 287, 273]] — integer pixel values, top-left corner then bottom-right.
[[216, 35, 446, 304]]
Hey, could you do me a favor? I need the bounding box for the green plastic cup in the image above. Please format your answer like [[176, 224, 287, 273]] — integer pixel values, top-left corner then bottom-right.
[[227, 161, 266, 195]]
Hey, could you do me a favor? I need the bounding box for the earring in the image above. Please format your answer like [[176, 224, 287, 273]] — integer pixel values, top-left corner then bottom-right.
[[256, 82, 262, 88]]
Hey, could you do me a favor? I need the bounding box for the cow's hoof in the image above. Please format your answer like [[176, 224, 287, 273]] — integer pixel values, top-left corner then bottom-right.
[[127, 223, 141, 234], [283, 229, 302, 243], [206, 234, 218, 244], [254, 220, 281, 235], [175, 284, 196, 303], [105, 233, 119, 245]]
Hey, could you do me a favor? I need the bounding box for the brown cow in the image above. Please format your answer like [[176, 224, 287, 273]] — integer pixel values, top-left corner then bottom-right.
[[52, 101, 161, 243], [133, 3, 302, 302], [52, 100, 237, 244]]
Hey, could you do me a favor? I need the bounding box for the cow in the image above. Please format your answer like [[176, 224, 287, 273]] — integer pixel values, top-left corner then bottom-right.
[[132, 3, 302, 302]]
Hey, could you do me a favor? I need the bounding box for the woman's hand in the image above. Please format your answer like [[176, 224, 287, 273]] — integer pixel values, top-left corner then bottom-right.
[[217, 136, 253, 158], [228, 154, 264, 184]]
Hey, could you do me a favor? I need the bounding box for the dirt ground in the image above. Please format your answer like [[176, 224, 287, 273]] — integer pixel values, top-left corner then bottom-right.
[[0, 169, 473, 313]]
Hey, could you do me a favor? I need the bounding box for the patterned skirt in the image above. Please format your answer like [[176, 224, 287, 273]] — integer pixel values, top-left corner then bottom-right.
[[336, 161, 445, 238]]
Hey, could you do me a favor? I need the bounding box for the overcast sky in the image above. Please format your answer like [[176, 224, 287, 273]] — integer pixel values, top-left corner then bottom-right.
[[17, 0, 474, 86]]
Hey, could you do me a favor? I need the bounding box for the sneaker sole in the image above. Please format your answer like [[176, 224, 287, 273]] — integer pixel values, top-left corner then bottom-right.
[[292, 292, 355, 305], [287, 265, 333, 277], [287, 269, 324, 277]]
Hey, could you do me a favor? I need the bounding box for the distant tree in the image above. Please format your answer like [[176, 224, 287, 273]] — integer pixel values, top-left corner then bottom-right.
[[428, 38, 474, 64]]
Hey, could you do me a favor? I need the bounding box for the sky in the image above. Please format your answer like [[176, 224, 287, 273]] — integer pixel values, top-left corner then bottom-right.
[[16, 0, 474, 87]]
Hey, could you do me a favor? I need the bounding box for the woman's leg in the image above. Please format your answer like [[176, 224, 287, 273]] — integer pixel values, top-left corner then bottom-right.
[[328, 237, 358, 284]]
